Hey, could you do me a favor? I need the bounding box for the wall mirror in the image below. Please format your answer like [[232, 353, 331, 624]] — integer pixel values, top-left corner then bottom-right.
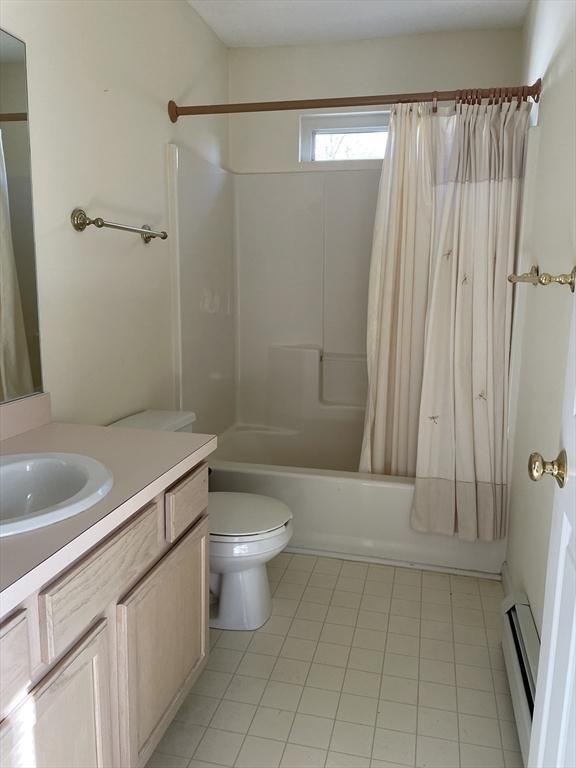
[[0, 28, 42, 403]]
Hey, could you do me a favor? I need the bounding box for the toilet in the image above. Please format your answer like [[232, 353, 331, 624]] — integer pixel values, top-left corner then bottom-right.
[[109, 410, 293, 630], [209, 492, 293, 630]]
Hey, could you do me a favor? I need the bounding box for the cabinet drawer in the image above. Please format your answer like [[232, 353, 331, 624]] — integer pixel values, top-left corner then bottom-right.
[[39, 502, 162, 662], [0, 611, 31, 719], [165, 462, 208, 542]]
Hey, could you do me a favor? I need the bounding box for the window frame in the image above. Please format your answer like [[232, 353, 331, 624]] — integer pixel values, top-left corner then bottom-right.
[[299, 111, 390, 164]]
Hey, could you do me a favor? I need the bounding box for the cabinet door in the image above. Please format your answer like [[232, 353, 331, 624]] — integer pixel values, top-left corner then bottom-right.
[[0, 621, 112, 768], [117, 516, 209, 767]]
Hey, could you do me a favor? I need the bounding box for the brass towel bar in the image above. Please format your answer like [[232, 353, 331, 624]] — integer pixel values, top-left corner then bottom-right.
[[508, 265, 576, 293], [71, 208, 168, 244]]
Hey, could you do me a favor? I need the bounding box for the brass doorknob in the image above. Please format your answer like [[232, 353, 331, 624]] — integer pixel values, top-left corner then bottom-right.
[[528, 449, 567, 488]]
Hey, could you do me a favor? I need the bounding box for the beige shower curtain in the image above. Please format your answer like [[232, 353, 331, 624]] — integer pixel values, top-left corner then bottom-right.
[[0, 129, 33, 401], [361, 101, 531, 541]]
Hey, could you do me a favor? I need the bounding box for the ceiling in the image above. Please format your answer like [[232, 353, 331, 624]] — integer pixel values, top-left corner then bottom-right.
[[187, 0, 529, 48]]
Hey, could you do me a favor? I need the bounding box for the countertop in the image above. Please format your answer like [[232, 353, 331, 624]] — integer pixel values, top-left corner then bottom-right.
[[0, 422, 216, 617]]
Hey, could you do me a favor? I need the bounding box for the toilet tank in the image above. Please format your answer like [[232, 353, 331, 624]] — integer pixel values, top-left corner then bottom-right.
[[109, 410, 197, 433]]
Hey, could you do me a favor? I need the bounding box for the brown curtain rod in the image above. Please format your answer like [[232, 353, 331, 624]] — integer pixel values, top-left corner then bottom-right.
[[168, 79, 541, 122], [0, 112, 27, 122]]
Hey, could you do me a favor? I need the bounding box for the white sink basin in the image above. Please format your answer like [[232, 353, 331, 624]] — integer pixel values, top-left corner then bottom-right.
[[0, 453, 113, 537]]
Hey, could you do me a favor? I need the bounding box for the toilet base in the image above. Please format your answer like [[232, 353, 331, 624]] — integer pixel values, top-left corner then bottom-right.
[[210, 564, 272, 630]]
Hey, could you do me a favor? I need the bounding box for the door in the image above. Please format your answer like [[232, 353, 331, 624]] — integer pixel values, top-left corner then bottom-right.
[[0, 621, 113, 768], [528, 301, 576, 767], [117, 516, 209, 768]]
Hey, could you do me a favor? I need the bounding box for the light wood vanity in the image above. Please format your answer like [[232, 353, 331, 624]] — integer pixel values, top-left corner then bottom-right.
[[0, 404, 215, 768]]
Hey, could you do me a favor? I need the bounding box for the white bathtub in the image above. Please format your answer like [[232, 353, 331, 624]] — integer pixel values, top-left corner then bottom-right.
[[210, 426, 506, 575]]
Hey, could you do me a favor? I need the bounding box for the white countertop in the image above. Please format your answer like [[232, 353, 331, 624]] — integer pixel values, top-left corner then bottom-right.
[[0, 422, 216, 618]]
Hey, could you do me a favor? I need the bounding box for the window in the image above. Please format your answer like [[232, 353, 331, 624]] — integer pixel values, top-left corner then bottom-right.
[[300, 111, 389, 163]]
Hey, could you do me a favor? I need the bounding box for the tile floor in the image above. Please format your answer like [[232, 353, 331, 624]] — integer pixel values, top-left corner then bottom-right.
[[148, 554, 522, 768]]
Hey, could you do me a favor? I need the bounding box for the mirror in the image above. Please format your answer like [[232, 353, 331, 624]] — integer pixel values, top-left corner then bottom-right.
[[0, 29, 42, 402]]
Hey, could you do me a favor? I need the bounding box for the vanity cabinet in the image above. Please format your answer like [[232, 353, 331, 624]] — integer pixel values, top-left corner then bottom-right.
[[0, 621, 113, 768], [117, 516, 209, 767], [0, 459, 210, 768]]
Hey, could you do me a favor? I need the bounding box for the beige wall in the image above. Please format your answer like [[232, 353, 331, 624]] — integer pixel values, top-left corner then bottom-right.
[[506, 0, 575, 631], [2, 0, 229, 425], [228, 29, 523, 173]]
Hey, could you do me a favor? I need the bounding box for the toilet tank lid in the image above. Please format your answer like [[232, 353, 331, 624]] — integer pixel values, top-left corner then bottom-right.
[[209, 492, 292, 536], [109, 410, 196, 431]]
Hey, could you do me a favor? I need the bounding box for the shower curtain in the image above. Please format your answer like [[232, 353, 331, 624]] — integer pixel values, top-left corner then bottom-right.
[[361, 100, 532, 541], [0, 129, 34, 401]]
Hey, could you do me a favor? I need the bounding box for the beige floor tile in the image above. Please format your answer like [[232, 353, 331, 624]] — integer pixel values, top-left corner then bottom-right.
[[282, 637, 318, 662], [248, 632, 285, 656], [282, 569, 313, 585], [365, 581, 394, 598], [459, 712, 502, 748], [289, 555, 317, 572], [495, 693, 515, 721], [320, 623, 355, 646], [361, 595, 391, 613], [289, 619, 323, 641], [273, 597, 300, 617], [314, 557, 343, 576], [353, 627, 387, 651], [296, 601, 329, 622], [298, 686, 340, 718], [303, 586, 334, 605], [306, 662, 346, 691], [420, 603, 451, 623], [261, 680, 304, 711], [453, 607, 485, 628], [479, 580, 504, 597], [276, 582, 307, 600], [452, 592, 482, 610], [223, 674, 267, 704], [210, 699, 256, 733], [417, 681, 456, 712], [380, 675, 418, 705], [146, 752, 188, 768], [416, 734, 459, 768], [236, 652, 276, 679], [326, 605, 359, 627], [280, 742, 327, 767], [457, 687, 498, 718], [420, 620, 452, 642], [373, 727, 416, 765], [308, 572, 339, 589], [422, 572, 450, 591], [260, 616, 294, 636], [492, 669, 510, 694], [392, 585, 421, 602], [193, 669, 233, 697], [326, 750, 370, 767], [388, 616, 420, 638], [337, 692, 378, 725], [206, 647, 243, 673], [236, 735, 285, 768], [450, 576, 480, 595], [421, 588, 451, 606], [420, 638, 454, 663], [391, 599, 421, 619], [216, 630, 254, 651], [357, 610, 389, 631], [377, 701, 417, 733], [341, 562, 369, 580], [386, 634, 420, 658], [174, 693, 219, 726], [314, 642, 350, 668], [417, 707, 458, 741], [456, 664, 494, 692], [419, 658, 455, 686], [332, 591, 363, 609], [330, 721, 374, 758], [343, 668, 381, 697], [499, 719, 521, 752], [337, 577, 366, 594], [348, 647, 384, 673], [453, 624, 487, 647], [460, 743, 504, 767], [249, 706, 295, 741], [503, 750, 523, 767], [289, 712, 334, 749], [395, 569, 422, 587], [384, 652, 419, 680], [272, 657, 311, 685], [193, 727, 244, 766], [367, 564, 395, 582], [155, 721, 205, 758]]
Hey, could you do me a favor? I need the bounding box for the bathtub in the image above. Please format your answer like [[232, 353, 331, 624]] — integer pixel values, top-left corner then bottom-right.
[[210, 425, 506, 576]]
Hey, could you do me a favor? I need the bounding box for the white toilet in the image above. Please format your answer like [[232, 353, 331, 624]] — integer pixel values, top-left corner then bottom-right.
[[209, 492, 293, 630], [109, 410, 293, 631]]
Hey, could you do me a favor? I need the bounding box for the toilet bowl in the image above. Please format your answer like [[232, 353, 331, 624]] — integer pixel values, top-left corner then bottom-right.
[[209, 492, 293, 630]]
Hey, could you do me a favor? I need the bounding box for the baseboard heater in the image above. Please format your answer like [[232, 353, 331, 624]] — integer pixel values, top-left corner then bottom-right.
[[502, 593, 541, 765]]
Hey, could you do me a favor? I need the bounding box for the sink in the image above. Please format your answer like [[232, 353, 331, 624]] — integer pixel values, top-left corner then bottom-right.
[[0, 453, 113, 537]]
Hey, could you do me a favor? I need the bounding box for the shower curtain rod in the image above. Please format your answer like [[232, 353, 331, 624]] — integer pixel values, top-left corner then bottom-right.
[[168, 79, 541, 122]]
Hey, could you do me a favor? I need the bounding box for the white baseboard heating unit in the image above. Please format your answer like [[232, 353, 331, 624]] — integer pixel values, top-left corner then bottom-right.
[[502, 593, 541, 765]]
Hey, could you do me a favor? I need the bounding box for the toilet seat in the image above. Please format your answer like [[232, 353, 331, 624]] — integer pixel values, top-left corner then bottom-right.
[[209, 492, 292, 539]]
